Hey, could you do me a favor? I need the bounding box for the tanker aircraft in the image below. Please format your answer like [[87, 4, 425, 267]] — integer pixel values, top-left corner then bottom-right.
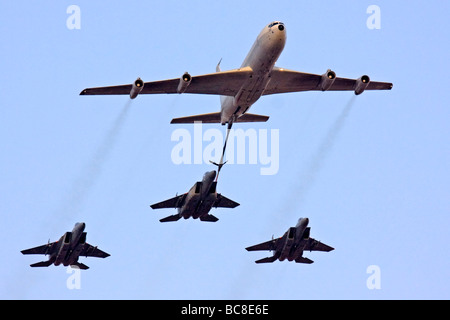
[[80, 21, 393, 128]]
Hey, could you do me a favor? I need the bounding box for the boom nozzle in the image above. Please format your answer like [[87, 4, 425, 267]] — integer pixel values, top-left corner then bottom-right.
[[209, 160, 227, 172]]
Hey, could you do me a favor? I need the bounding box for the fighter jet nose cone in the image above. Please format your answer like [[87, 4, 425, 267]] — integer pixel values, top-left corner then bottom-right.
[[203, 170, 217, 182], [208, 170, 216, 178], [75, 222, 86, 230], [299, 217, 309, 226]]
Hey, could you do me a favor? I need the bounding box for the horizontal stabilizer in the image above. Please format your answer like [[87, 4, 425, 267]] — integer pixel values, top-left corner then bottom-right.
[[171, 112, 269, 124], [160, 215, 182, 223], [30, 260, 53, 268], [255, 256, 278, 264], [200, 214, 219, 222], [236, 113, 269, 123], [171, 112, 222, 124], [70, 262, 89, 270], [295, 257, 314, 264]]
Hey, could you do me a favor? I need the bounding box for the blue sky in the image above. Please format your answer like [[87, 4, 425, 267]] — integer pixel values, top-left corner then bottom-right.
[[1, 1, 449, 299]]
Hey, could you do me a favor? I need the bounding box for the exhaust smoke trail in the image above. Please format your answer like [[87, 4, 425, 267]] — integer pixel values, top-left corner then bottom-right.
[[227, 96, 356, 299], [13, 100, 133, 299], [279, 95, 356, 222], [52, 99, 133, 230]]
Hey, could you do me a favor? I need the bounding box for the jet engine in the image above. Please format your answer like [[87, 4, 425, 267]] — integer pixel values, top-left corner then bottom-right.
[[319, 69, 336, 91], [177, 72, 192, 94], [279, 227, 296, 261], [129, 77, 144, 99], [54, 232, 71, 266], [354, 75, 370, 95]]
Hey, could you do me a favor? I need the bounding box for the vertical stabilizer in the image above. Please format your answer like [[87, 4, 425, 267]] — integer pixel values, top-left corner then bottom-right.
[[216, 59, 227, 106]]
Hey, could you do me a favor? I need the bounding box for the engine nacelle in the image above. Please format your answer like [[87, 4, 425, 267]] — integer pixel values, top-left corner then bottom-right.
[[354, 75, 370, 95], [319, 69, 336, 91], [55, 233, 71, 266], [177, 72, 192, 94], [280, 227, 296, 261], [129, 77, 144, 99]]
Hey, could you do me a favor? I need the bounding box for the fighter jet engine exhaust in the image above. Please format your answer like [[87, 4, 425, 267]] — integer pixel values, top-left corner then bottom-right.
[[177, 72, 192, 93], [129, 78, 144, 99]]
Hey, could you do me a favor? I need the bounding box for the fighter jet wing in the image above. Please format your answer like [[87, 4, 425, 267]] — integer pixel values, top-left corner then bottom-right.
[[303, 238, 334, 252], [21, 242, 56, 255], [245, 238, 280, 252], [150, 193, 187, 209], [80, 67, 253, 97], [263, 67, 393, 95], [80, 243, 110, 258], [213, 194, 240, 208]]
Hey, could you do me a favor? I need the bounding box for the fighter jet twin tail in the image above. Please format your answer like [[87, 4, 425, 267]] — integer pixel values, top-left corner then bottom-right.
[[22, 21, 392, 268]]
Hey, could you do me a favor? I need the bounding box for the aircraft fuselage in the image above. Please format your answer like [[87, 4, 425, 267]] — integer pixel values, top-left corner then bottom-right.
[[220, 21, 286, 124], [277, 217, 310, 262], [53, 223, 87, 267], [179, 170, 217, 219]]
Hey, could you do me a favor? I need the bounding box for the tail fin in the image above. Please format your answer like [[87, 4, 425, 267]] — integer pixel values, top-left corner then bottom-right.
[[216, 59, 228, 106], [216, 58, 222, 72], [160, 214, 182, 223], [30, 260, 53, 268]]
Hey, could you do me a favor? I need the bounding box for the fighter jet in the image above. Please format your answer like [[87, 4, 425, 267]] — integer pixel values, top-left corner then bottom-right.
[[150, 170, 239, 222], [21, 223, 110, 270], [246, 218, 333, 264], [80, 21, 392, 128]]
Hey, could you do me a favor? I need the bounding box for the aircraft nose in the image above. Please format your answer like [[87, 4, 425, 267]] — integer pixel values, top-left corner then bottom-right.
[[76, 222, 86, 229], [278, 24, 285, 31], [204, 170, 216, 181]]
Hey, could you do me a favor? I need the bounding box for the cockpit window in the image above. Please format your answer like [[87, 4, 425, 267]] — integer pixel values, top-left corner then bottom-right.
[[268, 22, 279, 28]]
